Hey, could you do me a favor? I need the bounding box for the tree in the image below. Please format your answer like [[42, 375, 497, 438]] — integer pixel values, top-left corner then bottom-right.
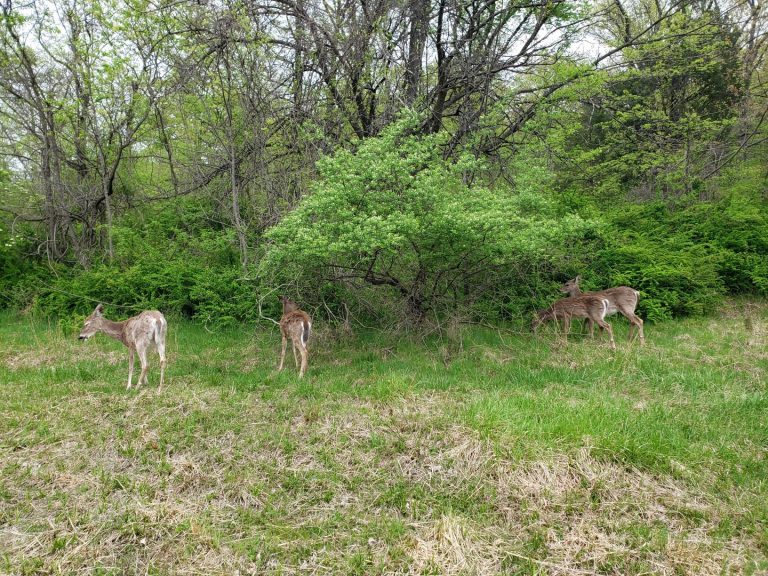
[[260, 116, 597, 321], [533, 5, 744, 200], [0, 0, 167, 264]]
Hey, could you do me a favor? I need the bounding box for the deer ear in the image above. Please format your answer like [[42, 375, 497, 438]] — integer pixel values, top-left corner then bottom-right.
[[95, 304, 104, 316], [575, 275, 581, 283]]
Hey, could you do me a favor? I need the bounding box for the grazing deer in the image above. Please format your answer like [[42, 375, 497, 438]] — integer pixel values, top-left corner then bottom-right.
[[532, 294, 616, 350], [278, 296, 312, 378], [78, 304, 167, 390], [560, 276, 644, 343]]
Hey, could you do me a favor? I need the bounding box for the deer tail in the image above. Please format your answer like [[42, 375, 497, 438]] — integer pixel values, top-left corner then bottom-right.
[[302, 319, 311, 345], [153, 315, 168, 345]]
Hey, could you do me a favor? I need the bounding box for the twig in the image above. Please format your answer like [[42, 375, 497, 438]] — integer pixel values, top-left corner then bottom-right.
[[256, 286, 282, 326]]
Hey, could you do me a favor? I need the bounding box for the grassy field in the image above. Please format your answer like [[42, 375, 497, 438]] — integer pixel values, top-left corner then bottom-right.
[[1, 303, 767, 575]]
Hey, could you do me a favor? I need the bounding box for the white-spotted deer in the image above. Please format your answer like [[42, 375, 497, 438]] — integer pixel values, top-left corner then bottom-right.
[[78, 304, 167, 390], [278, 296, 312, 378], [561, 276, 644, 343], [532, 294, 616, 350]]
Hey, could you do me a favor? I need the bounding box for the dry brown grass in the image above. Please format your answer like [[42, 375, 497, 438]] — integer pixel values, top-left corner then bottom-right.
[[496, 449, 754, 575], [3, 344, 124, 370], [1, 386, 763, 575]]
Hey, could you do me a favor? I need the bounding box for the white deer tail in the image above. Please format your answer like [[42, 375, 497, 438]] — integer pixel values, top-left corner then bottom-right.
[[302, 319, 311, 346], [153, 315, 168, 346]]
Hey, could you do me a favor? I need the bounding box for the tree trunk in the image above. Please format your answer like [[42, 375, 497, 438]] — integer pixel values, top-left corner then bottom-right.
[[405, 0, 429, 104]]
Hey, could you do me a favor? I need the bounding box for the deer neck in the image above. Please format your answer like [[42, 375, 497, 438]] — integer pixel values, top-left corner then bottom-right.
[[98, 319, 128, 345]]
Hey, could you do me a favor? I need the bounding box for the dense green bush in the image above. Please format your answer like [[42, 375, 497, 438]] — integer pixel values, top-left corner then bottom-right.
[[579, 187, 768, 321], [10, 199, 261, 325], [2, 140, 766, 327], [589, 234, 724, 321], [675, 193, 768, 296], [260, 117, 600, 323], [0, 225, 49, 311]]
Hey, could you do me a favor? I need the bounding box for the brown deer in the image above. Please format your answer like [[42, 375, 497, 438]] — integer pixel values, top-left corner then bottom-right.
[[78, 304, 167, 390], [560, 276, 644, 343], [532, 294, 616, 350], [278, 296, 312, 378]]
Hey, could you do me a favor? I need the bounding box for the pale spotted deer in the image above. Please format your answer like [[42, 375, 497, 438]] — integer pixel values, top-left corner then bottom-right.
[[561, 276, 644, 343], [532, 294, 616, 349], [278, 296, 312, 378], [78, 304, 167, 390]]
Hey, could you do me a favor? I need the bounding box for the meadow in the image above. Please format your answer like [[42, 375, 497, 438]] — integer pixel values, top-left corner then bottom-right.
[[1, 304, 767, 575]]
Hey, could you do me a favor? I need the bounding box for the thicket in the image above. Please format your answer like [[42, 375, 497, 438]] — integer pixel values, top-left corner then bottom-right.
[[0, 200, 261, 325], [2, 138, 765, 326]]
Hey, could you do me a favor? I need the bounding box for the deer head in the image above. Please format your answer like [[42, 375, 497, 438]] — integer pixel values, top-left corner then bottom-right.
[[560, 275, 581, 296], [79, 304, 105, 340], [279, 296, 300, 315]]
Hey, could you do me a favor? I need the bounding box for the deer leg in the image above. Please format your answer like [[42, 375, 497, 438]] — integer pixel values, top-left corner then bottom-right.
[[633, 315, 645, 343], [563, 316, 571, 343], [298, 341, 308, 378], [586, 318, 604, 339], [621, 309, 644, 343], [156, 340, 166, 392], [137, 345, 149, 388], [278, 333, 287, 371], [292, 339, 299, 369], [127, 349, 135, 390], [596, 319, 615, 350]]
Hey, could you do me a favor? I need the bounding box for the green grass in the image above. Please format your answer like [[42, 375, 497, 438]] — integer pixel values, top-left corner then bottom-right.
[[1, 304, 767, 574]]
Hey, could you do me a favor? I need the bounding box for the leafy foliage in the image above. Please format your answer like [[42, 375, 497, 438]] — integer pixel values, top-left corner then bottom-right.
[[591, 232, 724, 321], [19, 199, 259, 324], [538, 10, 741, 201], [261, 117, 599, 321], [1, 0, 767, 326]]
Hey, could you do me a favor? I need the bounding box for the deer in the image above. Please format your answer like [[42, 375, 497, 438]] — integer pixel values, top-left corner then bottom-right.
[[78, 304, 167, 390], [532, 294, 616, 350], [278, 296, 312, 378], [560, 276, 644, 343]]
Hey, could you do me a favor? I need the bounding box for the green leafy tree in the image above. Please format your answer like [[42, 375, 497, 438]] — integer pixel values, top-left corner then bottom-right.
[[261, 116, 597, 321], [541, 9, 742, 201]]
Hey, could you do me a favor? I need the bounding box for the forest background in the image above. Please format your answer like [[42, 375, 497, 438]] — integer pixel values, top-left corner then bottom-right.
[[1, 0, 767, 327]]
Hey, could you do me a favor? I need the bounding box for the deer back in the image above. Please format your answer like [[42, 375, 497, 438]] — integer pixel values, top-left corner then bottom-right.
[[561, 277, 639, 314], [594, 286, 639, 314], [279, 297, 311, 337], [533, 294, 606, 330], [551, 294, 608, 320], [123, 311, 167, 348]]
